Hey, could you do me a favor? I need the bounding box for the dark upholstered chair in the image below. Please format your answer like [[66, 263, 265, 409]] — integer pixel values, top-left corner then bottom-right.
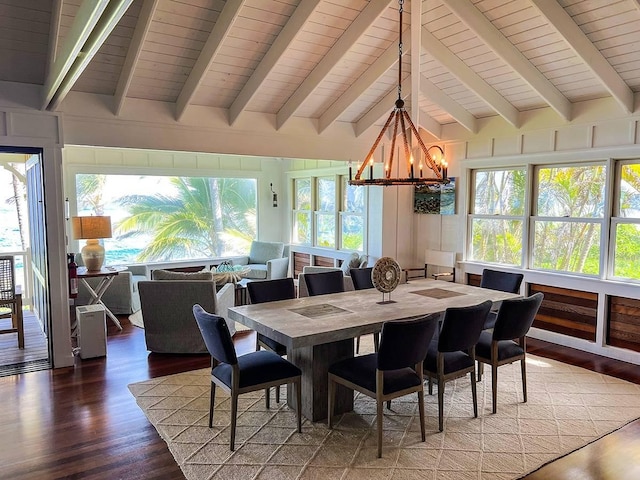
[[476, 292, 544, 413], [328, 314, 439, 457], [480, 268, 524, 330], [423, 300, 492, 431], [350, 267, 379, 354], [246, 278, 296, 402], [192, 304, 302, 451], [303, 270, 345, 297]]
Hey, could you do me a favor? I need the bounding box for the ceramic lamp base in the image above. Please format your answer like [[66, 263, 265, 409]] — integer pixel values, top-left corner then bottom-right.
[[81, 239, 105, 271]]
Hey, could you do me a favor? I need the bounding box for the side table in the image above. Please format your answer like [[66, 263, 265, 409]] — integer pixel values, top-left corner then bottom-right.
[[77, 266, 127, 330]]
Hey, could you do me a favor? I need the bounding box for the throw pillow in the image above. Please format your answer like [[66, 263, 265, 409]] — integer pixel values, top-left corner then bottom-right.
[[152, 269, 214, 281], [358, 255, 369, 268], [340, 252, 361, 276]]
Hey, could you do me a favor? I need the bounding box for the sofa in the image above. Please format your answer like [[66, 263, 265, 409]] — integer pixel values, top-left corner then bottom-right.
[[138, 269, 235, 353], [231, 241, 289, 280], [76, 263, 147, 315]]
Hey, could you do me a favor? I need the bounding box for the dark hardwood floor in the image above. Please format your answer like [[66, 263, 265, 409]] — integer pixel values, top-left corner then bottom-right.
[[0, 317, 639, 479]]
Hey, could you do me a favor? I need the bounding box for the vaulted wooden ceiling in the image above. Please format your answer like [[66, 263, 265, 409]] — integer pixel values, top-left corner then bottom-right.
[[1, 0, 639, 139]]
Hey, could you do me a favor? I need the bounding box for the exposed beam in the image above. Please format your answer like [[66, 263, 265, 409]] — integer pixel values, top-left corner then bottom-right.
[[229, 0, 320, 126], [421, 26, 520, 127], [42, 0, 110, 109], [355, 77, 410, 137], [175, 0, 245, 121], [530, 0, 633, 114], [45, 0, 63, 81], [442, 0, 571, 121], [418, 108, 442, 139], [411, 0, 421, 144], [114, 0, 159, 116], [318, 30, 408, 134], [420, 76, 477, 133], [277, 0, 391, 130]]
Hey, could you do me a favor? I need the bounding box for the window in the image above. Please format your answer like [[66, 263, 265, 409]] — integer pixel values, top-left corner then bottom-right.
[[75, 173, 257, 264], [612, 161, 640, 280], [292, 178, 311, 245], [469, 168, 526, 265], [340, 176, 365, 251], [532, 164, 605, 275], [315, 176, 336, 248]]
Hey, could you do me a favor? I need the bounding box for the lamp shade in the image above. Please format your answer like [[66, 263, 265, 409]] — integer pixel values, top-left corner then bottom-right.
[[72, 216, 112, 240]]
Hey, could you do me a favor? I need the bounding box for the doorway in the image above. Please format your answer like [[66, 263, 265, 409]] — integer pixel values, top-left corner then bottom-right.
[[0, 148, 51, 375]]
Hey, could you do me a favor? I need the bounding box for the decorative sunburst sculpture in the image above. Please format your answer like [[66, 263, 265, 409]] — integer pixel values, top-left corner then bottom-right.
[[372, 257, 401, 303]]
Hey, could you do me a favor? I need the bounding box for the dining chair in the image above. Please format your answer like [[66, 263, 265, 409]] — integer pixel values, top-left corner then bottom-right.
[[480, 268, 524, 330], [476, 292, 544, 413], [423, 300, 492, 431], [192, 304, 302, 451], [0, 255, 24, 349], [328, 314, 439, 457], [350, 267, 379, 354], [303, 269, 345, 296], [246, 277, 296, 402]]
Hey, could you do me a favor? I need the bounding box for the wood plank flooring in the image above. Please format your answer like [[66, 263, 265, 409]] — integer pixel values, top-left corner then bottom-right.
[[0, 310, 49, 370], [0, 316, 639, 479]]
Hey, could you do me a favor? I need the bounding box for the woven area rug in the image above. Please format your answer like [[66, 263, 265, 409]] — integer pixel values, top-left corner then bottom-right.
[[129, 349, 640, 480]]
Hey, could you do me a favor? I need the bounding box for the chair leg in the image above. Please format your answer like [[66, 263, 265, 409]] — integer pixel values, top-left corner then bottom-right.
[[356, 336, 360, 354], [386, 400, 391, 409], [265, 387, 270, 409], [477, 361, 484, 382], [295, 379, 302, 433], [437, 378, 445, 432], [230, 392, 238, 451], [521, 358, 527, 403], [328, 375, 335, 429], [275, 385, 280, 403], [418, 389, 426, 442], [373, 332, 379, 353], [208, 381, 216, 428], [428, 376, 433, 395], [492, 363, 498, 414], [471, 371, 478, 418], [377, 399, 383, 458]]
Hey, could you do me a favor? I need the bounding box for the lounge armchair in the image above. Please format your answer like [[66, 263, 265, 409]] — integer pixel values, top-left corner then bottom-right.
[[138, 275, 235, 354], [76, 263, 147, 315], [231, 241, 289, 280]]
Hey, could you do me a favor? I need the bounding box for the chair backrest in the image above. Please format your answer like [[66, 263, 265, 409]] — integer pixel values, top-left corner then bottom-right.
[[247, 278, 296, 304], [438, 300, 493, 352], [425, 249, 455, 268], [304, 270, 345, 296], [193, 304, 238, 365], [480, 268, 524, 294], [493, 292, 544, 341], [0, 256, 15, 303], [350, 267, 374, 290], [377, 314, 439, 370]]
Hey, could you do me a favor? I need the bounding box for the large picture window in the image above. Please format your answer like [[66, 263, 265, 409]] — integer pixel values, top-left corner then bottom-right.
[[468, 168, 526, 266], [340, 176, 365, 251], [532, 164, 605, 275], [75, 173, 257, 264], [292, 178, 311, 245], [315, 176, 336, 248]]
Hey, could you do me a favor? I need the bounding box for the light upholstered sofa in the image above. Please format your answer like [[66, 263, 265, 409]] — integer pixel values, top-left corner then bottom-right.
[[231, 241, 289, 280], [137, 269, 235, 354], [76, 263, 147, 315]]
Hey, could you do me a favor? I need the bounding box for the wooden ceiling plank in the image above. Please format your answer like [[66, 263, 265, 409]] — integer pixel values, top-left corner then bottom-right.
[[421, 26, 520, 127], [114, 0, 160, 116], [420, 75, 477, 133], [45, 0, 63, 81], [355, 76, 410, 137], [42, 0, 110, 109], [530, 0, 633, 114], [175, 0, 246, 121], [229, 0, 321, 126], [277, 0, 391, 130], [442, 0, 572, 121], [318, 29, 407, 133]]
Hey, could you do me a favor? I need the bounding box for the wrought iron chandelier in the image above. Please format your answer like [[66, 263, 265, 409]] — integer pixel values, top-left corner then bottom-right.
[[349, 0, 449, 187]]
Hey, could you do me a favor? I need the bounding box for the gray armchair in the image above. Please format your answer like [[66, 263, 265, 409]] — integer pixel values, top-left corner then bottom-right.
[[138, 277, 235, 354], [76, 264, 147, 315], [232, 241, 289, 280]]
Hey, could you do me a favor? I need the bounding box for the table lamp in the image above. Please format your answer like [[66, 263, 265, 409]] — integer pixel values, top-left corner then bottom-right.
[[72, 216, 112, 271]]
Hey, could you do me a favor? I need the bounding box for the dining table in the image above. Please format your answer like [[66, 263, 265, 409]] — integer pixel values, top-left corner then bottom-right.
[[228, 278, 520, 422]]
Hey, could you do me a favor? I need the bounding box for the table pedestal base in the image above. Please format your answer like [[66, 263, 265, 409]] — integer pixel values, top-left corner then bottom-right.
[[288, 338, 354, 422]]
